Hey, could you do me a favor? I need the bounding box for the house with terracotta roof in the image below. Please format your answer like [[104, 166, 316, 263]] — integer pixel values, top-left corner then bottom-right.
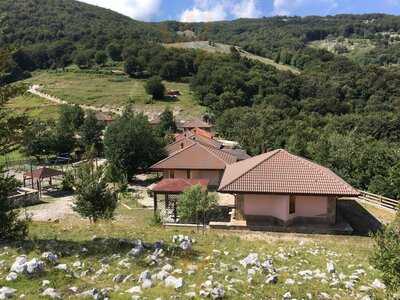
[[181, 119, 213, 132], [150, 142, 239, 187], [217, 149, 360, 227]]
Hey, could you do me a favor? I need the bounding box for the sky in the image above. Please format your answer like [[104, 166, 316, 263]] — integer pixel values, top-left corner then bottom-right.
[[79, 0, 400, 22]]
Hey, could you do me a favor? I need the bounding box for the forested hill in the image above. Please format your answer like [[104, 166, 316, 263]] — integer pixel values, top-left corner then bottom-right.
[[0, 0, 176, 48]]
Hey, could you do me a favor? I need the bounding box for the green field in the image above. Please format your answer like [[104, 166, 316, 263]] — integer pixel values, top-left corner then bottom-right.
[[24, 71, 205, 119], [6, 94, 60, 121], [164, 41, 301, 74]]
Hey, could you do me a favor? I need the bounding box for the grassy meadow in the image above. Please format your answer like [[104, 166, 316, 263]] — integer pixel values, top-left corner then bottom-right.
[[0, 195, 390, 299], [23, 71, 205, 119]]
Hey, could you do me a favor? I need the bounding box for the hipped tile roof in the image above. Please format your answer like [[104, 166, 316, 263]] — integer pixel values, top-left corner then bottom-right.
[[182, 119, 213, 129], [151, 178, 209, 193], [151, 142, 237, 170], [219, 149, 360, 196]]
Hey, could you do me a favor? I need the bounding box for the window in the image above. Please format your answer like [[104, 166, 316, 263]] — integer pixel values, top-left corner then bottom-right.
[[186, 170, 191, 179], [170, 170, 175, 179], [289, 195, 296, 214]]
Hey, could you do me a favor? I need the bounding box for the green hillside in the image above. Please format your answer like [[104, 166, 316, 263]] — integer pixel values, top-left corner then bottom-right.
[[165, 41, 300, 74]]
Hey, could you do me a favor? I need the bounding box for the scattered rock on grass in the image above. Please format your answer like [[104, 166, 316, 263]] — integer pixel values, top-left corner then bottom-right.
[[42, 288, 61, 299], [165, 275, 184, 289], [0, 287, 17, 299]]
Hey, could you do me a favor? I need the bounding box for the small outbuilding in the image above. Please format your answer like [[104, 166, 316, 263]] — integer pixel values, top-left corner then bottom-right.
[[151, 178, 209, 222], [23, 167, 65, 194], [218, 149, 360, 227]]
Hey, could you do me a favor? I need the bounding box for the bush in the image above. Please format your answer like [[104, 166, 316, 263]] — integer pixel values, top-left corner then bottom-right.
[[145, 76, 165, 100], [371, 212, 400, 292], [72, 164, 118, 223], [0, 167, 29, 240]]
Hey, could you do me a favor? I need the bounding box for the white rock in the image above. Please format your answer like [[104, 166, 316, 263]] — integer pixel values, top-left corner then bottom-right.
[[239, 253, 259, 268], [26, 258, 44, 274], [141, 279, 153, 289], [0, 287, 17, 299], [42, 288, 61, 299], [162, 264, 173, 272], [285, 278, 295, 285], [211, 286, 225, 299], [112, 274, 125, 283], [138, 270, 151, 282], [327, 261, 335, 274], [318, 292, 331, 299], [361, 296, 372, 300], [156, 270, 169, 281], [10, 256, 27, 274], [266, 274, 278, 284], [371, 278, 386, 289], [6, 272, 18, 282], [42, 280, 50, 287], [54, 264, 68, 271], [283, 291, 292, 300], [126, 286, 142, 294], [69, 287, 78, 293], [165, 275, 184, 289], [42, 252, 58, 264], [179, 240, 192, 251]]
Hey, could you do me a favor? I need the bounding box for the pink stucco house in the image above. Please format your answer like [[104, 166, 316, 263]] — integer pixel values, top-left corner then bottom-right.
[[217, 149, 360, 227]]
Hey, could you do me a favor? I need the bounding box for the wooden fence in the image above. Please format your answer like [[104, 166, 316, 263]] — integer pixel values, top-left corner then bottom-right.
[[358, 190, 399, 211]]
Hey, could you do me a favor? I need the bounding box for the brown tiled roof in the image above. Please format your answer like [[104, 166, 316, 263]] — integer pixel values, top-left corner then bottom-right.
[[24, 167, 64, 180], [166, 138, 196, 155], [151, 178, 209, 193], [182, 119, 213, 129], [191, 127, 215, 139], [151, 143, 237, 171], [219, 149, 360, 196]]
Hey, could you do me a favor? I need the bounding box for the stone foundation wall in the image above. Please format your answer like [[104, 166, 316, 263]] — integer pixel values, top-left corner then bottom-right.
[[8, 188, 40, 208]]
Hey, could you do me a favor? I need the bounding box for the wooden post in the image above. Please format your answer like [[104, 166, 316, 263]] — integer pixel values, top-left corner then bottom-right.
[[153, 193, 158, 216]]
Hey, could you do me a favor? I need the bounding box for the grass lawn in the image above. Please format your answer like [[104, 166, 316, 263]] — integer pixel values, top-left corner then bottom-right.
[[164, 41, 301, 74], [6, 94, 60, 121], [23, 71, 205, 119], [0, 195, 389, 299]]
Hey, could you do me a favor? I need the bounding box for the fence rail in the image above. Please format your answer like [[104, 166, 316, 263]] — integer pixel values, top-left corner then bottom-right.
[[358, 190, 399, 211]]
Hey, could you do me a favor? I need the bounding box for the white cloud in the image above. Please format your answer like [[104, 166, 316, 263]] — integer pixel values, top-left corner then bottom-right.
[[232, 0, 261, 18], [180, 0, 261, 22], [78, 0, 161, 21], [273, 0, 338, 16]]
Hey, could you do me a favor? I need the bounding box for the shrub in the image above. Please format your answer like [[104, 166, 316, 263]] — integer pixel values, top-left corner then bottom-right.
[[145, 76, 165, 100], [72, 164, 118, 223], [0, 167, 29, 240], [371, 211, 400, 292]]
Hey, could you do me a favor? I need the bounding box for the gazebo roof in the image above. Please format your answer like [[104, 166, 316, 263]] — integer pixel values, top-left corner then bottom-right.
[[24, 167, 64, 180], [151, 178, 209, 193]]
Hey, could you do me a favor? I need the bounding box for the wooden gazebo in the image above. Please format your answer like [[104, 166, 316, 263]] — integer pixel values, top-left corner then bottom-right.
[[151, 178, 209, 222], [23, 167, 65, 194]]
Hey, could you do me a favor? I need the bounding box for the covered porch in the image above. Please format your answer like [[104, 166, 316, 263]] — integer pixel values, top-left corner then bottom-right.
[[151, 178, 209, 223]]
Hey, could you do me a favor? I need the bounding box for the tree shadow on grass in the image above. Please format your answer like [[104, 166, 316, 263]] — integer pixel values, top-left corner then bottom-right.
[[338, 199, 383, 236], [0, 237, 199, 261]]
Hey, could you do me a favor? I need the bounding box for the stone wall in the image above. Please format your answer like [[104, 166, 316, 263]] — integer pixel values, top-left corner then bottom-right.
[[8, 188, 40, 208]]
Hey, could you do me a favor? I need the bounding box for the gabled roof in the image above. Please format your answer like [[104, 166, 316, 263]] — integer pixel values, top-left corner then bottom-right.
[[182, 119, 213, 129], [219, 149, 360, 196], [151, 142, 237, 171], [151, 178, 209, 193], [24, 167, 64, 180]]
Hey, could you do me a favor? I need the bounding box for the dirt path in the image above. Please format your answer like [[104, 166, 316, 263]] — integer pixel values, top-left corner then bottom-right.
[[28, 85, 122, 115]]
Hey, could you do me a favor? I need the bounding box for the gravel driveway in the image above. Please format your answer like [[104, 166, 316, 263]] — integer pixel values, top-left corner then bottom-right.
[[23, 195, 76, 222]]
